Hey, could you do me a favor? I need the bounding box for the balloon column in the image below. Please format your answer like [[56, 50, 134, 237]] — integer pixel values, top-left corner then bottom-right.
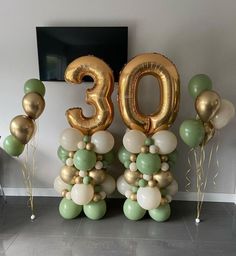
[[3, 78, 46, 219], [54, 56, 116, 220], [179, 74, 235, 223], [117, 53, 180, 221]]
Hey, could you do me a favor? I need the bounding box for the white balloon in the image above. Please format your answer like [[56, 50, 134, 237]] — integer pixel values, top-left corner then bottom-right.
[[100, 174, 116, 195], [59, 128, 83, 151], [211, 99, 235, 129], [116, 175, 131, 195], [165, 179, 178, 197], [53, 176, 71, 195], [137, 186, 161, 210], [91, 130, 114, 154], [71, 184, 94, 205], [123, 130, 146, 154], [152, 130, 177, 155]]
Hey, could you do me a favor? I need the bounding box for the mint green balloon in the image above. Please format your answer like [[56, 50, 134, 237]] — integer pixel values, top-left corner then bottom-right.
[[188, 74, 212, 99], [123, 199, 146, 220], [118, 146, 131, 164], [59, 198, 82, 219], [136, 153, 161, 175], [24, 78, 46, 97], [83, 200, 106, 220], [57, 146, 69, 163], [149, 203, 171, 222], [73, 149, 96, 171], [168, 150, 178, 169], [179, 119, 205, 148], [103, 150, 115, 165], [3, 135, 25, 156]]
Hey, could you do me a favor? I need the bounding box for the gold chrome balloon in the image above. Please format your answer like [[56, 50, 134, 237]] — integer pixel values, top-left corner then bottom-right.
[[202, 121, 215, 145], [22, 92, 45, 120], [10, 115, 36, 144], [195, 90, 221, 123], [93, 193, 102, 202], [65, 56, 114, 135], [124, 169, 140, 186], [118, 53, 180, 135], [60, 165, 77, 184], [130, 193, 137, 201], [89, 169, 106, 185], [153, 171, 173, 188]]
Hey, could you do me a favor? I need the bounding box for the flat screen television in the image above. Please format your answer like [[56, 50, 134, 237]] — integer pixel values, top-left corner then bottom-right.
[[36, 27, 128, 82]]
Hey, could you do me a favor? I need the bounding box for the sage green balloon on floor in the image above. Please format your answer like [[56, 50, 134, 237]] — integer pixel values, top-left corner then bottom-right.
[[123, 198, 146, 220], [179, 119, 205, 148], [149, 203, 171, 222], [3, 135, 25, 156], [188, 74, 212, 99], [59, 198, 82, 219], [24, 78, 46, 97], [57, 146, 70, 163], [83, 200, 107, 220]]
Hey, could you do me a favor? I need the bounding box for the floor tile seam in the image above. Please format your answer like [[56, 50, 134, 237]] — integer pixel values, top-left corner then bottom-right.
[[4, 232, 20, 253], [183, 217, 194, 242]]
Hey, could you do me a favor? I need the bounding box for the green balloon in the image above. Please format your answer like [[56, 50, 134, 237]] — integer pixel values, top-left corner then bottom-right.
[[83, 200, 107, 220], [57, 146, 69, 163], [59, 198, 82, 219], [123, 199, 146, 221], [118, 146, 131, 164], [3, 135, 25, 157], [103, 150, 115, 165], [73, 149, 96, 171], [168, 150, 178, 169], [149, 203, 171, 222], [24, 78, 46, 97], [179, 119, 205, 148], [188, 74, 212, 99], [136, 153, 161, 175], [138, 179, 148, 187]]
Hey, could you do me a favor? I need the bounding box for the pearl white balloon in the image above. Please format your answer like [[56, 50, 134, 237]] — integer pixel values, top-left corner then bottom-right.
[[91, 131, 114, 154], [53, 176, 71, 195], [152, 130, 177, 155], [100, 174, 116, 195], [59, 128, 83, 151], [165, 179, 178, 197], [71, 184, 94, 205], [137, 186, 161, 210], [117, 175, 132, 195], [211, 99, 235, 129], [123, 130, 146, 154]]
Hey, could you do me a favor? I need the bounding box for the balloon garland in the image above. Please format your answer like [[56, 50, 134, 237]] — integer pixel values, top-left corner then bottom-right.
[[54, 56, 116, 220], [3, 78, 46, 219], [117, 53, 180, 221], [179, 74, 235, 224]]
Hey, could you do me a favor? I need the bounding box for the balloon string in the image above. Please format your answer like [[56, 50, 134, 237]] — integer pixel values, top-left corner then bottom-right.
[[213, 131, 222, 186], [193, 148, 201, 219], [185, 148, 194, 191]]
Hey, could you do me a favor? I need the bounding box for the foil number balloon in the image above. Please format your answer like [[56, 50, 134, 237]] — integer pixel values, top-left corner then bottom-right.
[[64, 56, 114, 135], [118, 53, 180, 134]]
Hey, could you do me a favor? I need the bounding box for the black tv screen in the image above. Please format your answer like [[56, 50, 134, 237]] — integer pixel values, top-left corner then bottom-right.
[[36, 27, 128, 82]]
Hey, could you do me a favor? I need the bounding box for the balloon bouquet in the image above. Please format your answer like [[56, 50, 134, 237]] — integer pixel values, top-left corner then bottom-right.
[[3, 78, 46, 219], [179, 74, 235, 223], [117, 53, 180, 221], [54, 56, 116, 220]]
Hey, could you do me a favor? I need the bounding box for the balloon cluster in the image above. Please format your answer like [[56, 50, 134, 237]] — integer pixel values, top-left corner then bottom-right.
[[117, 129, 178, 221], [180, 74, 235, 148], [54, 128, 116, 220], [3, 79, 45, 156]]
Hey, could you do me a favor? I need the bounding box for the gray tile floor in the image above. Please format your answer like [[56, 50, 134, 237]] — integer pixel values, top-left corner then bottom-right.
[[0, 197, 235, 255]]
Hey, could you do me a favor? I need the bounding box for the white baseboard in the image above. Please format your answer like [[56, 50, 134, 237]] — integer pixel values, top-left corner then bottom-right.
[[2, 187, 236, 203]]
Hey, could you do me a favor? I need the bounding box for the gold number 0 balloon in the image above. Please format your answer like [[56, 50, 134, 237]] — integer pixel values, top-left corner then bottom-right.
[[118, 53, 180, 134], [64, 56, 114, 135]]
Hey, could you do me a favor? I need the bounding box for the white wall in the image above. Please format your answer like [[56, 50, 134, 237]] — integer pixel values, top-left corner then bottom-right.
[[0, 0, 236, 199]]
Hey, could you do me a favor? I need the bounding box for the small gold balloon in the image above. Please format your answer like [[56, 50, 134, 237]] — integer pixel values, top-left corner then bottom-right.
[[68, 152, 74, 158], [10, 115, 36, 144], [97, 155, 103, 161], [61, 189, 68, 197], [153, 171, 174, 188], [75, 171, 80, 176], [130, 154, 137, 162], [86, 142, 94, 151], [93, 193, 102, 202], [89, 169, 106, 185], [201, 121, 215, 146], [60, 165, 77, 184], [141, 146, 148, 153], [148, 180, 157, 187], [22, 92, 45, 119], [130, 193, 137, 201], [124, 169, 140, 186], [160, 197, 168, 205], [75, 176, 83, 184], [161, 155, 168, 162]]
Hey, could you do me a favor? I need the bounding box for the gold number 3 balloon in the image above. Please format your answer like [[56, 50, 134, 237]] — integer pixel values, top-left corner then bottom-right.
[[64, 56, 114, 135], [118, 53, 180, 134]]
